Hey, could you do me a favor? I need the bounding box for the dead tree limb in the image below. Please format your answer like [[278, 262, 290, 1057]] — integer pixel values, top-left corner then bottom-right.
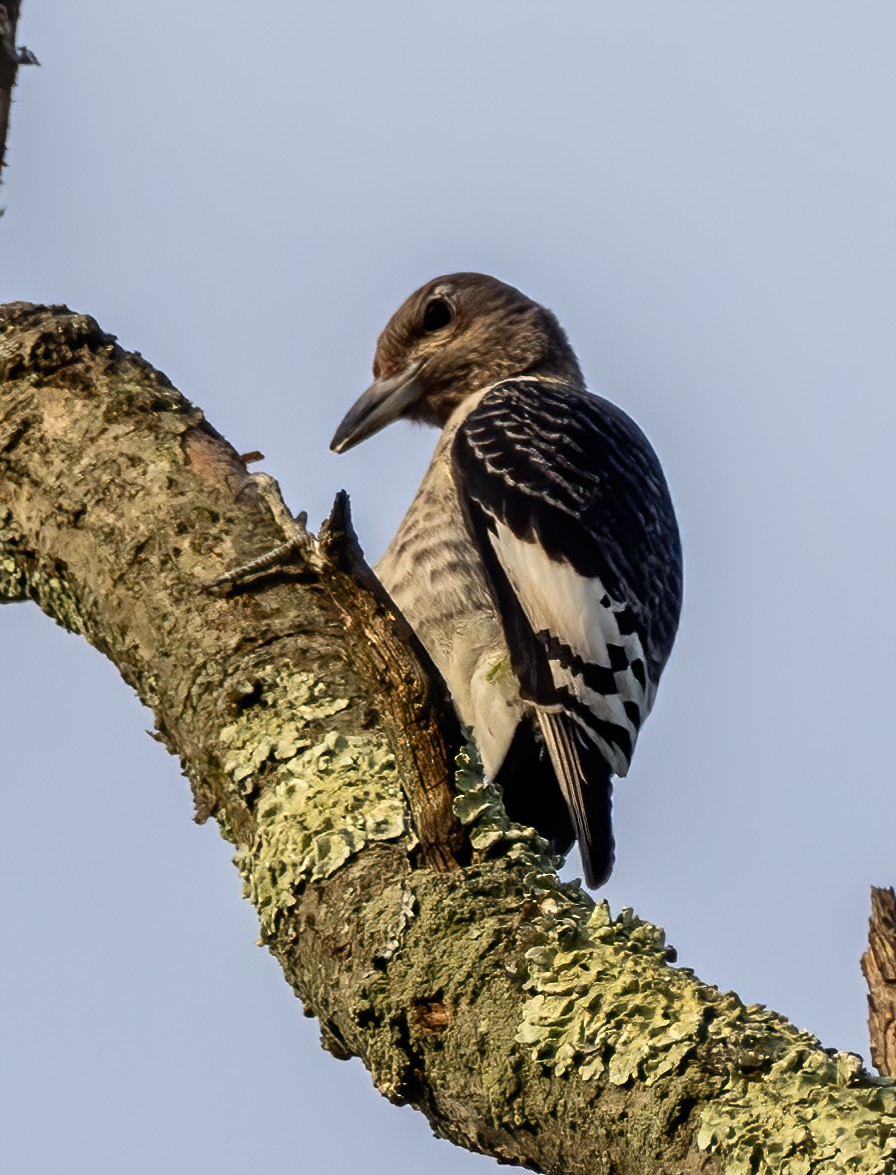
[[863, 887, 896, 1079], [1, 301, 895, 1174], [0, 2, 37, 185]]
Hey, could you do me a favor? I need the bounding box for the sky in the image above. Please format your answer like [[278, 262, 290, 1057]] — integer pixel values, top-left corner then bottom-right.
[[1, 3, 894, 1172]]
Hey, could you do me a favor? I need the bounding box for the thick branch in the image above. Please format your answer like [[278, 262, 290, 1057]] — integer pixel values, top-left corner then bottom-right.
[[863, 887, 896, 1078], [1, 303, 894, 1174]]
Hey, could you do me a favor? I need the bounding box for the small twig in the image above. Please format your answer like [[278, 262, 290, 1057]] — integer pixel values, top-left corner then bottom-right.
[[861, 885, 896, 1077]]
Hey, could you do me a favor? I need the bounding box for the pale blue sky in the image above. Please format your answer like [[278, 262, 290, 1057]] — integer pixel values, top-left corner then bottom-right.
[[2, 4, 894, 1172]]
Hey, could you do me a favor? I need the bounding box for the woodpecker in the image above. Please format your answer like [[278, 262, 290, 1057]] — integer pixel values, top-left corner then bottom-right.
[[331, 273, 682, 887]]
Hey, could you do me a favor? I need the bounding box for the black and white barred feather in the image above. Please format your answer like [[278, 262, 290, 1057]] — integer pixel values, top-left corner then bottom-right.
[[453, 377, 682, 886]]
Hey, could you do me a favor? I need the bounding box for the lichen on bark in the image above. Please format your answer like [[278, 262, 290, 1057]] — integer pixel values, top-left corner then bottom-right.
[[213, 658, 409, 928]]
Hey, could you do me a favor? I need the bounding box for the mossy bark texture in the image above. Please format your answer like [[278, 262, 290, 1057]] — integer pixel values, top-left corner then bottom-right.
[[1, 303, 894, 1175]]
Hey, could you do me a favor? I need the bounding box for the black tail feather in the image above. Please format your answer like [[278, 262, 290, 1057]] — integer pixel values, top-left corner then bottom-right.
[[576, 743, 614, 888], [496, 721, 574, 856], [495, 718, 615, 888]]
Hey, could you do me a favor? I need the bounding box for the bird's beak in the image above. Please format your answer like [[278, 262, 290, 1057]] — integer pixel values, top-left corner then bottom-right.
[[330, 364, 424, 454]]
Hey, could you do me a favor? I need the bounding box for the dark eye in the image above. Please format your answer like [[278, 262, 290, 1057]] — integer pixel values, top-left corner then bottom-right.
[[422, 297, 453, 332]]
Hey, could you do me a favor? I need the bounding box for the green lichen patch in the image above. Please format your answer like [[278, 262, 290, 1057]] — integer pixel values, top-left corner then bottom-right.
[[223, 663, 410, 937], [219, 666, 350, 793], [697, 1042, 896, 1174], [516, 900, 710, 1086], [237, 724, 408, 940], [453, 745, 507, 853], [515, 897, 896, 1172], [453, 744, 557, 865]]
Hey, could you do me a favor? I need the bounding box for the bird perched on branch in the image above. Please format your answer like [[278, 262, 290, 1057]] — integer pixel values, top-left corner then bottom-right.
[[331, 273, 682, 887]]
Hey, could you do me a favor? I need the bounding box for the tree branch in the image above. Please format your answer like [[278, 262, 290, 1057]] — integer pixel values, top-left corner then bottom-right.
[[0, 2, 37, 187], [863, 887, 896, 1079], [2, 302, 894, 1174]]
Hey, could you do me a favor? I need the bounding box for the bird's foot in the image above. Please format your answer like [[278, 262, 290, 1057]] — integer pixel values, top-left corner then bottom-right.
[[205, 471, 323, 591]]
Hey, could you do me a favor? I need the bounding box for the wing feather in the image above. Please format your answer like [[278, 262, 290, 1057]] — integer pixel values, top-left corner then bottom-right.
[[454, 377, 682, 774], [452, 377, 682, 884]]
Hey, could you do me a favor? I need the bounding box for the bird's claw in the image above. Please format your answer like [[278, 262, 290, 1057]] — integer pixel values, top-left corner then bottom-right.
[[205, 472, 323, 591]]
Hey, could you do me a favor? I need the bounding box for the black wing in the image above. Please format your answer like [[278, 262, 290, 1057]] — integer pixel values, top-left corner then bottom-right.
[[453, 378, 682, 884]]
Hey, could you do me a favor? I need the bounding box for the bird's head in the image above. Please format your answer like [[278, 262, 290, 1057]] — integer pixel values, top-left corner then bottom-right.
[[330, 272, 583, 453]]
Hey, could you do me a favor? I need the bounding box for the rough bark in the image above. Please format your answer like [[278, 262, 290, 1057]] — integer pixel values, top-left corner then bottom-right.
[[0, 2, 37, 184], [1, 302, 894, 1174], [863, 887, 896, 1079]]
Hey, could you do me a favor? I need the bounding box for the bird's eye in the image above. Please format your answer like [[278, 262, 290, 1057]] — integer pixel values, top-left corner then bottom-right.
[[422, 297, 453, 332]]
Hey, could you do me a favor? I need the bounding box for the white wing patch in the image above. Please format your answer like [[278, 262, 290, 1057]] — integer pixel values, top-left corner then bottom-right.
[[488, 520, 653, 777]]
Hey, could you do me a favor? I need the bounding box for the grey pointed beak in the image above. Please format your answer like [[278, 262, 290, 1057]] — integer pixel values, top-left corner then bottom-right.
[[330, 364, 423, 454]]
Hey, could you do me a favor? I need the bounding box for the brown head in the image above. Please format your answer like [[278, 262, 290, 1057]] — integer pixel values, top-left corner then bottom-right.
[[330, 273, 583, 453]]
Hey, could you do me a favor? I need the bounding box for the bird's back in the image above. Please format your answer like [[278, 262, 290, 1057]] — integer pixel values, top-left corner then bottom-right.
[[450, 377, 681, 885]]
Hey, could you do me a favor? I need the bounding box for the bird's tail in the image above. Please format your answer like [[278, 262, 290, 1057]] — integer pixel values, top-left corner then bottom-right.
[[536, 711, 615, 888], [496, 720, 575, 857]]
